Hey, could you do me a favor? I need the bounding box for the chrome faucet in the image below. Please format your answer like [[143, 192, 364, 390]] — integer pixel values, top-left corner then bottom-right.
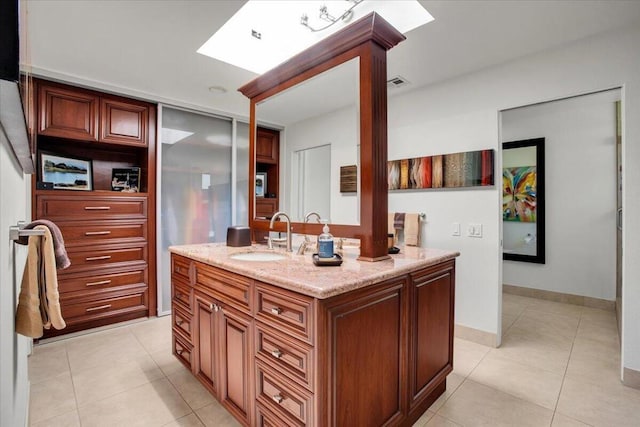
[[269, 211, 292, 252], [304, 211, 321, 224], [296, 211, 322, 254]]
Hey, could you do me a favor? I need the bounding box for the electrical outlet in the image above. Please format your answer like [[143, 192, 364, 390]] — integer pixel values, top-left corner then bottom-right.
[[452, 222, 461, 236], [468, 223, 483, 238]]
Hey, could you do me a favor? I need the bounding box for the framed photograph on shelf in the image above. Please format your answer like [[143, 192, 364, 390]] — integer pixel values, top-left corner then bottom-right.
[[111, 167, 141, 192], [256, 172, 267, 197], [40, 151, 93, 191]]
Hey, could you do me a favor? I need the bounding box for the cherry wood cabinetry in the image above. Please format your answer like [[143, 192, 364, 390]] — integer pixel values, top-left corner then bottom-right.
[[170, 253, 455, 426], [30, 78, 156, 337]]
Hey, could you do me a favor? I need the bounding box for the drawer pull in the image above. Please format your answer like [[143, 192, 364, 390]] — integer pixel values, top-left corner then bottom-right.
[[85, 255, 111, 261], [271, 349, 283, 359], [176, 349, 184, 355], [86, 304, 112, 312], [175, 292, 183, 299], [272, 394, 284, 404], [270, 307, 282, 315], [85, 231, 111, 236], [86, 279, 111, 287], [84, 206, 111, 211], [176, 319, 184, 326]]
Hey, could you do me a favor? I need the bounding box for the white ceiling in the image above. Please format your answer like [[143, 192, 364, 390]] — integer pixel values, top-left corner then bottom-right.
[[21, 0, 640, 121]]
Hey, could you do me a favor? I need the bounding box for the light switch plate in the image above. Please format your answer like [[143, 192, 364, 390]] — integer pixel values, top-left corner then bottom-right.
[[468, 223, 483, 238], [452, 222, 461, 236]]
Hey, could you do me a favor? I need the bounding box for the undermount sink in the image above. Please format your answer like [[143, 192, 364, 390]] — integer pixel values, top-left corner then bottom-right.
[[229, 251, 288, 262]]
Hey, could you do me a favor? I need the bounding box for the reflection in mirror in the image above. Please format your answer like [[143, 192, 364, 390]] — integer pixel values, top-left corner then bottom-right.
[[502, 138, 545, 264], [255, 57, 360, 225]]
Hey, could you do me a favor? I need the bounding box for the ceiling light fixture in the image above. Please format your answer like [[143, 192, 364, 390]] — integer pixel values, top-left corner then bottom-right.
[[300, 0, 363, 33], [208, 85, 227, 94]]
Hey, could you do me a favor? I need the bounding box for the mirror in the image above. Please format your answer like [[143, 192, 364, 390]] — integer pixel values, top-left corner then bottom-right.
[[502, 138, 545, 263], [255, 57, 360, 225]]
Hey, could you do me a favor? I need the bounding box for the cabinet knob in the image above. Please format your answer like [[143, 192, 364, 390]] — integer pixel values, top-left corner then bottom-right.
[[272, 394, 284, 404], [270, 307, 282, 315], [176, 349, 184, 355], [209, 303, 220, 312], [271, 349, 283, 359], [176, 319, 184, 326]]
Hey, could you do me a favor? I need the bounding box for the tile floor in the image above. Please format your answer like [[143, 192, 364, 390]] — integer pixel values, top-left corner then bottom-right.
[[28, 294, 640, 426]]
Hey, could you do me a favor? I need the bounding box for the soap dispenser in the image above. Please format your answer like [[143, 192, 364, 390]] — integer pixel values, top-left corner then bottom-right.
[[317, 220, 334, 258]]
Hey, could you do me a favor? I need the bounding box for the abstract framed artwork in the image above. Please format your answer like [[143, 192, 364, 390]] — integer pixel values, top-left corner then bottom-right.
[[388, 149, 494, 190], [503, 166, 537, 222]]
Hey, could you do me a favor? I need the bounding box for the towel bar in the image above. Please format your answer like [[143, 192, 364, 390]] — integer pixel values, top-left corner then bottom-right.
[[9, 221, 46, 242]]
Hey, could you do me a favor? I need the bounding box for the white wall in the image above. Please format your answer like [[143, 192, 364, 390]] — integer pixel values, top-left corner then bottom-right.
[[282, 105, 359, 225], [386, 23, 640, 378], [0, 130, 31, 427], [502, 90, 619, 300]]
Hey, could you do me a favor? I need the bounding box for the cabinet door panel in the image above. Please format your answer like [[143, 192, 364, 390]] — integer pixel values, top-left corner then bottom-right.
[[194, 292, 218, 396], [100, 98, 149, 146], [410, 262, 455, 407], [220, 305, 252, 424], [38, 83, 99, 141]]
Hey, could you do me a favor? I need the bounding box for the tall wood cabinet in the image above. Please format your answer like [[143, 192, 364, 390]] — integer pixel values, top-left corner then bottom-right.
[[29, 78, 157, 337]]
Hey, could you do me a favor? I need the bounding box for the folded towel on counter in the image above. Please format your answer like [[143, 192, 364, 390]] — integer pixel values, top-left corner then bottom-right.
[[405, 213, 421, 246], [388, 213, 396, 235], [394, 212, 406, 230], [16, 226, 66, 338], [16, 219, 70, 270]]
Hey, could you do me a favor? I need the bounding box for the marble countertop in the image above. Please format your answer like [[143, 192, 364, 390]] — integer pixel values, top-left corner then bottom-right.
[[169, 242, 459, 299]]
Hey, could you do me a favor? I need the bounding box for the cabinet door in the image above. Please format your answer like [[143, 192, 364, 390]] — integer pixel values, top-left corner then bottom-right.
[[219, 304, 252, 425], [38, 83, 99, 141], [100, 97, 149, 146], [194, 291, 219, 396], [409, 261, 455, 407], [256, 128, 279, 164]]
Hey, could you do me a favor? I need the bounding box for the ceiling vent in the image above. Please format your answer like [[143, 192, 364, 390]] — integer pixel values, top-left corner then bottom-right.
[[387, 75, 410, 89]]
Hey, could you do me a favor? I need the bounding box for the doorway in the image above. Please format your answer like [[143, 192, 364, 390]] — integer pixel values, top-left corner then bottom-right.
[[500, 88, 621, 339]]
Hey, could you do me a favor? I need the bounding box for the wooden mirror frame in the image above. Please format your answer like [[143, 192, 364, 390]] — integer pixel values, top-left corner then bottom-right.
[[239, 12, 405, 261], [502, 137, 546, 264]]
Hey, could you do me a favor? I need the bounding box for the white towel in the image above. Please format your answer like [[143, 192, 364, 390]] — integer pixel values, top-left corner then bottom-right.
[[405, 213, 421, 246]]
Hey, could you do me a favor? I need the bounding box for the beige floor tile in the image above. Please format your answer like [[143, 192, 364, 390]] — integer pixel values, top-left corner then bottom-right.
[[195, 402, 241, 427], [425, 414, 462, 427], [503, 293, 538, 306], [412, 409, 436, 427], [427, 373, 465, 412], [556, 376, 640, 427], [575, 320, 619, 347], [452, 338, 491, 377], [437, 380, 553, 427], [29, 342, 69, 384], [502, 298, 529, 317], [498, 328, 571, 374], [162, 412, 205, 427], [29, 372, 77, 424], [167, 367, 216, 411], [151, 348, 190, 377], [130, 315, 173, 354], [469, 352, 563, 409], [580, 306, 617, 326], [525, 299, 583, 320], [551, 413, 592, 426], [78, 378, 191, 427], [501, 313, 518, 334], [30, 409, 80, 427], [512, 309, 579, 340], [566, 337, 621, 388], [72, 354, 164, 406], [66, 327, 148, 372]]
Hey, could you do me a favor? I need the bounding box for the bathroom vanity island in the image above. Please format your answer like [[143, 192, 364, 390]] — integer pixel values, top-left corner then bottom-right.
[[169, 243, 458, 426]]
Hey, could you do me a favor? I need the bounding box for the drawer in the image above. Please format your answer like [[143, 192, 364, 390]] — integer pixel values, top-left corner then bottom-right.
[[172, 305, 192, 342], [255, 324, 313, 390], [61, 288, 147, 323], [172, 277, 193, 313], [56, 219, 147, 247], [171, 254, 193, 284], [195, 262, 252, 314], [58, 268, 146, 296], [256, 363, 313, 426], [255, 283, 314, 344], [256, 403, 302, 427], [37, 194, 147, 220], [256, 198, 278, 219], [173, 334, 193, 370], [62, 243, 147, 275]]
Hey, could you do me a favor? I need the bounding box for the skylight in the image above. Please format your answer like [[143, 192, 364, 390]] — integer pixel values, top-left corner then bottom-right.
[[197, 0, 434, 74]]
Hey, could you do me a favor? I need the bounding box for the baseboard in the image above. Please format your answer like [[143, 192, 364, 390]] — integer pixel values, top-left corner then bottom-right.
[[503, 284, 615, 311], [623, 367, 640, 390], [454, 324, 497, 348]]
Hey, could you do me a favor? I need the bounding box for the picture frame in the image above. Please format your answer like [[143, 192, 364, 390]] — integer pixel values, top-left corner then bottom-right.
[[111, 167, 141, 192], [255, 172, 267, 197], [40, 151, 93, 191]]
